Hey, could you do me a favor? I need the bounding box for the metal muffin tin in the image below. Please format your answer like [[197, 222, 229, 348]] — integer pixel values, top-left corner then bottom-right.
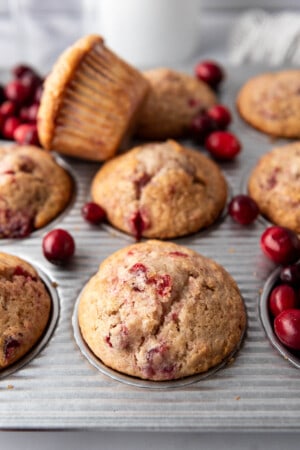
[[0, 65, 300, 432]]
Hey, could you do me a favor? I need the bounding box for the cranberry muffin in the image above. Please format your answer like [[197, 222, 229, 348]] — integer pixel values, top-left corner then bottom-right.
[[136, 68, 216, 139], [91, 140, 227, 239], [0, 252, 51, 369], [0, 145, 72, 238], [248, 142, 300, 233], [38, 34, 149, 161], [78, 240, 246, 381], [237, 70, 300, 138]]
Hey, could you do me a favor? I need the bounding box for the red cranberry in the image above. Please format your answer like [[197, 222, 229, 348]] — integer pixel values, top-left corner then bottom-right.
[[190, 113, 216, 143], [207, 104, 232, 129], [12, 64, 36, 79], [42, 229, 75, 265], [260, 226, 300, 265], [274, 309, 300, 351], [269, 284, 298, 317], [26, 103, 39, 122], [34, 84, 43, 103], [5, 80, 31, 104], [205, 131, 241, 160], [13, 123, 39, 145], [0, 112, 4, 133], [228, 194, 259, 225], [0, 84, 5, 103], [2, 117, 21, 139], [195, 60, 224, 88], [81, 202, 106, 224], [0, 100, 17, 118], [279, 263, 300, 286]]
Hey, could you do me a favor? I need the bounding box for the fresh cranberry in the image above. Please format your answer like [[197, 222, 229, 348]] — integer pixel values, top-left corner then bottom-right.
[[2, 116, 21, 139], [269, 284, 298, 317], [4, 80, 31, 104], [12, 64, 36, 79], [279, 263, 300, 286], [81, 202, 106, 224], [0, 112, 4, 133], [26, 103, 39, 122], [13, 123, 39, 145], [207, 104, 232, 129], [190, 113, 216, 143], [42, 228, 75, 265], [0, 84, 5, 103], [205, 131, 241, 160], [274, 309, 300, 351], [260, 226, 300, 265], [228, 194, 259, 225], [195, 60, 224, 88], [34, 84, 43, 103], [0, 100, 17, 118]]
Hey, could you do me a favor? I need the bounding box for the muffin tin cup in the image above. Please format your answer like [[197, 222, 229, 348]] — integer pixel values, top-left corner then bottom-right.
[[72, 286, 246, 390], [259, 266, 300, 369], [0, 258, 60, 379]]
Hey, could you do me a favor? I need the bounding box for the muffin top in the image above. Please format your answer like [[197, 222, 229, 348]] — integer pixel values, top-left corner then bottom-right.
[[248, 142, 300, 233], [0, 252, 51, 369], [78, 240, 246, 381], [136, 68, 217, 139], [0, 145, 72, 238], [237, 70, 300, 138], [91, 140, 227, 239]]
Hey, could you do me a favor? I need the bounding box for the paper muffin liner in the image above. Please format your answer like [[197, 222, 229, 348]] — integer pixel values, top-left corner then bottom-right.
[[38, 35, 149, 161]]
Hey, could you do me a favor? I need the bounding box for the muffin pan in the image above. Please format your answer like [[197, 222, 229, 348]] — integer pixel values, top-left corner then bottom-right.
[[1, 64, 300, 432]]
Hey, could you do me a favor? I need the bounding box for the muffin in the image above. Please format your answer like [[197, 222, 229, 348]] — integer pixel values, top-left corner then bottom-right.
[[91, 140, 227, 239], [248, 142, 300, 233], [38, 34, 149, 161], [0, 145, 72, 238], [136, 68, 217, 139], [78, 240, 246, 381], [0, 252, 51, 369], [237, 70, 300, 138]]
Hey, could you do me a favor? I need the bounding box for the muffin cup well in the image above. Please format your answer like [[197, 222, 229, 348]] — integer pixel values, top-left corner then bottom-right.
[[0, 260, 60, 379], [259, 266, 300, 369], [72, 284, 246, 389]]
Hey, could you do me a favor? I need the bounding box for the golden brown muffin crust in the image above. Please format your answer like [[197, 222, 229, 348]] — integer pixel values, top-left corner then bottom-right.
[[136, 68, 217, 139], [0, 145, 72, 237], [237, 70, 300, 138], [0, 253, 51, 368], [91, 140, 227, 239], [78, 240, 246, 381], [248, 142, 300, 232]]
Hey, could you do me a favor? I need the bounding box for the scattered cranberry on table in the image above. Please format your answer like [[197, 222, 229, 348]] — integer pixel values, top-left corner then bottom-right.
[[0, 64, 43, 146], [42, 229, 75, 265], [205, 131, 241, 161], [228, 194, 259, 225], [207, 104, 232, 129], [81, 202, 106, 225], [189, 113, 216, 143], [195, 60, 224, 89], [260, 226, 300, 265]]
